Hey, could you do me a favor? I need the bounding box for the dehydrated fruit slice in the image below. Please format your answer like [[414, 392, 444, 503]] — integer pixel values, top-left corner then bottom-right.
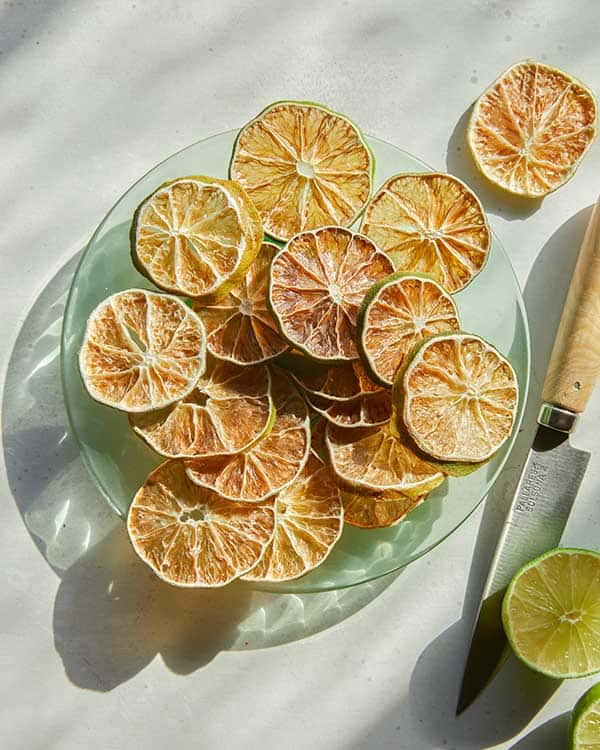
[[129, 358, 274, 458], [131, 175, 263, 301], [358, 273, 460, 386], [342, 486, 426, 529], [194, 242, 288, 365], [79, 289, 206, 412], [360, 173, 490, 293], [305, 390, 392, 428], [402, 333, 518, 463], [326, 420, 445, 497], [468, 61, 597, 197], [287, 357, 384, 401], [230, 100, 373, 241], [185, 370, 310, 502], [269, 226, 394, 361], [242, 448, 343, 582], [127, 460, 275, 587]]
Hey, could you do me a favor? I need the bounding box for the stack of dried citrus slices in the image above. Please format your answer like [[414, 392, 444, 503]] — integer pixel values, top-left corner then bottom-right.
[[78, 88, 578, 588]]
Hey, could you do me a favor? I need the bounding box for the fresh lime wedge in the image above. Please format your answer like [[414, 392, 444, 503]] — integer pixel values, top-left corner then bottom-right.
[[503, 548, 600, 679], [571, 682, 600, 749]]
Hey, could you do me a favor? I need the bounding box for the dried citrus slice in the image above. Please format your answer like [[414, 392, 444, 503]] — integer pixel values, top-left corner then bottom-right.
[[129, 358, 274, 458], [193, 242, 288, 365], [306, 390, 392, 428], [342, 486, 426, 529], [79, 289, 206, 412], [326, 421, 445, 497], [358, 273, 461, 386], [402, 333, 518, 463], [503, 548, 600, 679], [468, 61, 597, 197], [269, 226, 394, 361], [287, 357, 384, 400], [131, 175, 263, 301], [185, 370, 310, 502], [127, 460, 275, 587], [242, 448, 343, 582], [360, 173, 490, 293], [230, 101, 373, 242]]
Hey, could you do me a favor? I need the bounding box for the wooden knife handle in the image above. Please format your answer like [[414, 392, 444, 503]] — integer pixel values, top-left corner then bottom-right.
[[542, 197, 600, 413]]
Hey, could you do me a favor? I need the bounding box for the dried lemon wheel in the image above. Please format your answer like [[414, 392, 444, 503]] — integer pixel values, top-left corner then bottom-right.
[[402, 333, 518, 463], [342, 486, 426, 529], [270, 226, 394, 361], [194, 242, 288, 365], [242, 447, 343, 582], [358, 273, 461, 386], [230, 101, 373, 242], [288, 357, 384, 401], [131, 175, 263, 301], [306, 390, 392, 428], [360, 173, 490, 293], [185, 370, 310, 502], [326, 421, 445, 497], [79, 289, 206, 412], [129, 358, 274, 458], [468, 61, 597, 197], [127, 460, 275, 587]]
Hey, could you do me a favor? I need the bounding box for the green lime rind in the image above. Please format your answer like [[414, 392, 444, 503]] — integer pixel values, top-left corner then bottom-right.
[[393, 331, 518, 465], [130, 175, 262, 303], [356, 271, 459, 387], [502, 547, 600, 680], [570, 681, 600, 750], [229, 100, 374, 243]]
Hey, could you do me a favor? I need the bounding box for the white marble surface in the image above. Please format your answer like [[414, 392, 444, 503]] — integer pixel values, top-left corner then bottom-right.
[[2, 1, 600, 748]]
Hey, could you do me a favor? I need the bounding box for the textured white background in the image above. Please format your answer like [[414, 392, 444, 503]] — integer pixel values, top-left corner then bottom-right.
[[2, 1, 600, 748]]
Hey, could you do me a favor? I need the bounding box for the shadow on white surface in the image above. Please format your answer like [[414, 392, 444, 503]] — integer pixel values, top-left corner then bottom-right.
[[509, 711, 570, 750], [446, 106, 543, 220], [402, 208, 592, 748], [2, 252, 399, 692]]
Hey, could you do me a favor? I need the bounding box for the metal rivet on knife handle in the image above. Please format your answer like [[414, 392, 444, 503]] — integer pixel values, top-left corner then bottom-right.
[[542, 196, 600, 413]]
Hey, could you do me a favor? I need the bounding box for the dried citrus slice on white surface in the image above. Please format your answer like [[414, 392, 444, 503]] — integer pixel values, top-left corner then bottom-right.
[[242, 448, 343, 582], [270, 226, 394, 361], [185, 370, 310, 501], [79, 289, 206, 412], [342, 486, 426, 529], [230, 101, 373, 242], [503, 548, 600, 679], [306, 390, 392, 428], [468, 61, 597, 197], [360, 173, 490, 293], [358, 273, 461, 386], [194, 242, 288, 364], [402, 333, 518, 463], [326, 421, 444, 496], [288, 357, 384, 400], [127, 460, 275, 587], [129, 358, 274, 458], [131, 175, 263, 301]]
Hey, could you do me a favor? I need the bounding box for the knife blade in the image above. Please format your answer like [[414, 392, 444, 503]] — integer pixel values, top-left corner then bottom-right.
[[457, 195, 600, 715]]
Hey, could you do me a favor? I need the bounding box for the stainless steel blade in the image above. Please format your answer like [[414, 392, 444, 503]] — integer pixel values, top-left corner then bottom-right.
[[456, 424, 590, 714]]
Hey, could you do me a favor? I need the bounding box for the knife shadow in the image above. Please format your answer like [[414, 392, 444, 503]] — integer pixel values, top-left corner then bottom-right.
[[404, 206, 593, 747]]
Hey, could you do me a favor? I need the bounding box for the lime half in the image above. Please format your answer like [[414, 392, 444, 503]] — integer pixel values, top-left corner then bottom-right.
[[571, 682, 600, 749], [503, 548, 600, 679]]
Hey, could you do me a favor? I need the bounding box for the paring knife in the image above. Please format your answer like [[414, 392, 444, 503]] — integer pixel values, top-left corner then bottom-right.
[[456, 196, 600, 715]]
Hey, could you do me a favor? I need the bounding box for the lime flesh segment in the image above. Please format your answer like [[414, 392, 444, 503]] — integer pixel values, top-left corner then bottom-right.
[[503, 548, 600, 680]]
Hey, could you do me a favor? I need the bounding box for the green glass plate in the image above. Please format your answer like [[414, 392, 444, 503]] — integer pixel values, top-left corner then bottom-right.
[[61, 130, 530, 594]]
